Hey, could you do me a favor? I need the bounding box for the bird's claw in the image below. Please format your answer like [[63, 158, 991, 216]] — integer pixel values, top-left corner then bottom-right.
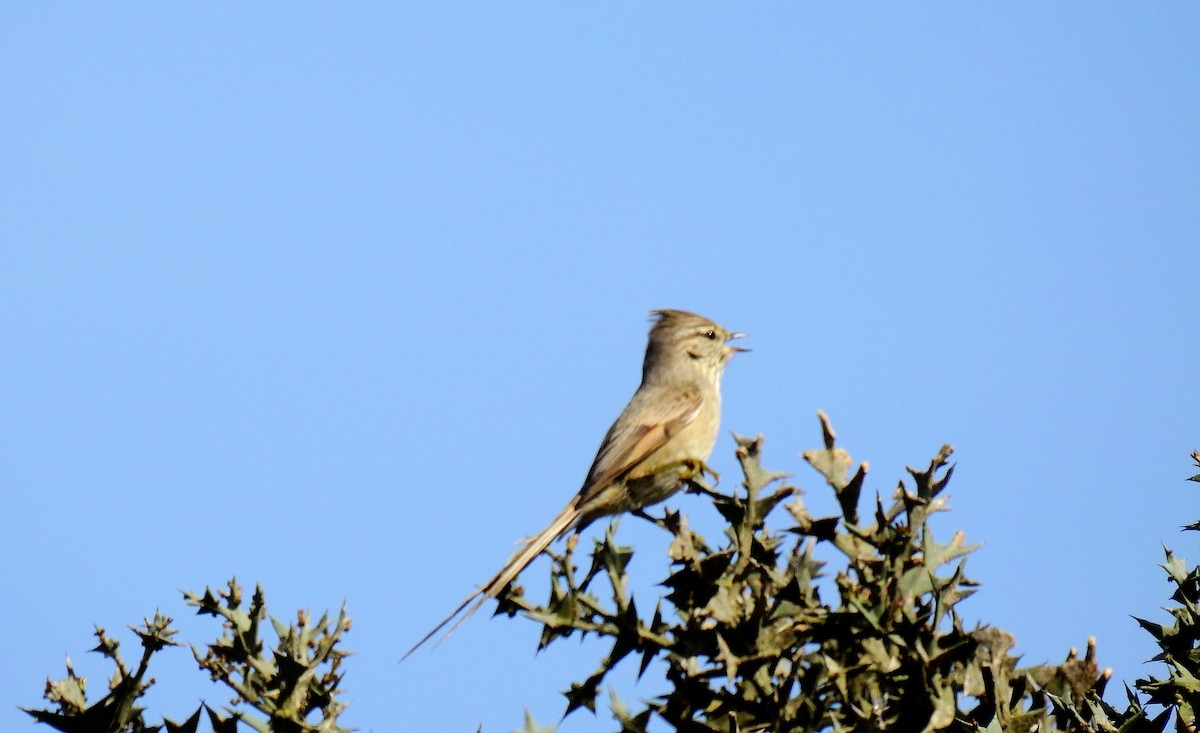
[[679, 458, 719, 485]]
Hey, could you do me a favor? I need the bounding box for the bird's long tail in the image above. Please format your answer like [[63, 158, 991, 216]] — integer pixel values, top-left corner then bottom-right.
[[400, 500, 581, 660]]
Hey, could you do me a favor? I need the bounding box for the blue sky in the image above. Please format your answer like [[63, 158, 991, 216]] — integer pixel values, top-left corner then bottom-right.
[[2, 5, 1196, 732]]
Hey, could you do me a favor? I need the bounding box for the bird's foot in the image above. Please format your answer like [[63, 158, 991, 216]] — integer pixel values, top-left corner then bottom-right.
[[678, 457, 719, 484]]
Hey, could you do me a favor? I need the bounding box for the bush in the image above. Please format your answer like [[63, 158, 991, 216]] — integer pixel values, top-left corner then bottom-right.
[[24, 581, 350, 733], [25, 414, 1200, 732]]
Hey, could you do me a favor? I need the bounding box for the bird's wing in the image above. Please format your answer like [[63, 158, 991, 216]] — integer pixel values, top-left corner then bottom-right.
[[578, 383, 703, 503]]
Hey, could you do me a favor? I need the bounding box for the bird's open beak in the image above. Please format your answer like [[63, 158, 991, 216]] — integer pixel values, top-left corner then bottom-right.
[[726, 332, 750, 353]]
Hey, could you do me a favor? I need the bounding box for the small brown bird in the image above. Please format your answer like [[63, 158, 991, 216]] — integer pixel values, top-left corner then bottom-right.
[[403, 309, 746, 659]]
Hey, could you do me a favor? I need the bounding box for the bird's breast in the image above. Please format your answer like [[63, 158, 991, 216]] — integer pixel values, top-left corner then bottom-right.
[[636, 386, 721, 475]]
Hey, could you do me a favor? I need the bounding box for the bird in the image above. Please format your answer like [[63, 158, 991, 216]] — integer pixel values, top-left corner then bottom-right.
[[402, 309, 746, 659]]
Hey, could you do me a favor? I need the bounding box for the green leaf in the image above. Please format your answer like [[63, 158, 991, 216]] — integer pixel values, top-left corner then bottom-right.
[[1134, 616, 1168, 642], [563, 672, 602, 716], [512, 709, 557, 733], [1162, 548, 1190, 584], [163, 706, 202, 733], [204, 705, 240, 733]]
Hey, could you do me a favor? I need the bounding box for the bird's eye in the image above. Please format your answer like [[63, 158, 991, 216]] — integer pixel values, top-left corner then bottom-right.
[[704, 330, 717, 340]]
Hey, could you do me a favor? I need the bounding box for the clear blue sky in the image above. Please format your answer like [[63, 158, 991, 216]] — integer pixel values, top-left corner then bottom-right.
[[2, 5, 1196, 732]]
